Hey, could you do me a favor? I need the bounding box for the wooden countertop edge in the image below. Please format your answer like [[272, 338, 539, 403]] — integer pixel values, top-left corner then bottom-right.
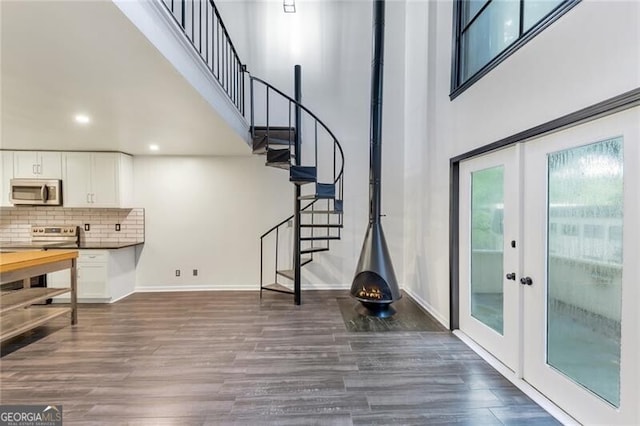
[[0, 250, 78, 273]]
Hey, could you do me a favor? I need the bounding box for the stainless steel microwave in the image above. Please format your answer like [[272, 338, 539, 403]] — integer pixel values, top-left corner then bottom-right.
[[10, 179, 62, 206]]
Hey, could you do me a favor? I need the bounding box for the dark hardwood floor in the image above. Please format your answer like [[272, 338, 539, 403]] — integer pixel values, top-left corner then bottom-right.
[[0, 291, 560, 425]]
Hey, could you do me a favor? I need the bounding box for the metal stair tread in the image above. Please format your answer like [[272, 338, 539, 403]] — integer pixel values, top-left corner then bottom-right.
[[298, 194, 335, 200], [265, 162, 291, 170], [300, 236, 341, 241], [300, 210, 343, 215], [300, 247, 330, 254], [261, 283, 294, 294], [276, 269, 295, 280]]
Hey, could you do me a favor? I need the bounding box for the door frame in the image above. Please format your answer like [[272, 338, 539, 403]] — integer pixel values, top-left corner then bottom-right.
[[449, 91, 640, 425], [449, 88, 640, 330]]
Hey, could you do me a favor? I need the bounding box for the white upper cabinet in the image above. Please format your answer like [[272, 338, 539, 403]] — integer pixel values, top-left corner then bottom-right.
[[0, 151, 14, 207], [63, 152, 93, 207], [62, 152, 133, 208], [13, 151, 62, 179]]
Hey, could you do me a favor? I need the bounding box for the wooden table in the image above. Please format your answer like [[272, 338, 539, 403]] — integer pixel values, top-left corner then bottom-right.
[[0, 250, 78, 342]]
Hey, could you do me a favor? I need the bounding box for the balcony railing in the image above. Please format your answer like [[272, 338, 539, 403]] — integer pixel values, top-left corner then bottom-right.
[[160, 0, 245, 115]]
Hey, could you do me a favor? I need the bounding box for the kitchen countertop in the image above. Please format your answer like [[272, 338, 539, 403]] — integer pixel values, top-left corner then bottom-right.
[[0, 242, 144, 252], [78, 242, 143, 250], [0, 250, 78, 274]]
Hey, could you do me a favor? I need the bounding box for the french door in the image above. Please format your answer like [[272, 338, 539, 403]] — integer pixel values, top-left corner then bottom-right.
[[459, 146, 520, 372], [459, 109, 639, 425]]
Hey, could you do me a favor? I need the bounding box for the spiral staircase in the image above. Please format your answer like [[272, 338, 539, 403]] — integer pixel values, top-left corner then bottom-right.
[[249, 69, 345, 305]]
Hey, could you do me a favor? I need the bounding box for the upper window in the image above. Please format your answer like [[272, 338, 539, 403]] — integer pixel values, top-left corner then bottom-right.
[[451, 0, 580, 99]]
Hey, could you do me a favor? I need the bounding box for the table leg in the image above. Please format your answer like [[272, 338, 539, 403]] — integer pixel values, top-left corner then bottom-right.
[[71, 258, 77, 325]]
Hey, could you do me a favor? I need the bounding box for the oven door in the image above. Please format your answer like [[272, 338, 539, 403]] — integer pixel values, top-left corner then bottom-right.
[[10, 179, 62, 205]]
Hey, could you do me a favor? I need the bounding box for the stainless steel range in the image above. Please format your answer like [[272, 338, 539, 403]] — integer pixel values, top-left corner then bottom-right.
[[0, 225, 79, 252], [0, 226, 79, 297], [31, 225, 79, 248]]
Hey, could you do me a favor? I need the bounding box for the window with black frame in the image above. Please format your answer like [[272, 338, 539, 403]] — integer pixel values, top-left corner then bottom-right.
[[451, 0, 580, 99]]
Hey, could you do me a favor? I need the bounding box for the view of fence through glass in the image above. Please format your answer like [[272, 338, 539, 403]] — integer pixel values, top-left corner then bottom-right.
[[470, 166, 505, 335], [547, 137, 623, 407]]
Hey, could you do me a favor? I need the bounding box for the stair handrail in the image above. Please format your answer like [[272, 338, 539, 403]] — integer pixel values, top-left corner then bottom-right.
[[159, 0, 245, 115], [249, 73, 345, 244], [248, 74, 345, 189]]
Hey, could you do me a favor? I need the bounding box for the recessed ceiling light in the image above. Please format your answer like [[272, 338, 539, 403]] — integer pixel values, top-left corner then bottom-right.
[[74, 114, 91, 124], [149, 144, 159, 152]]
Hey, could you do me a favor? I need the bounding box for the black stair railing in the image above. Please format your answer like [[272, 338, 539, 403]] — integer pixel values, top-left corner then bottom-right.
[[249, 75, 344, 195], [159, 0, 245, 115], [249, 74, 345, 298]]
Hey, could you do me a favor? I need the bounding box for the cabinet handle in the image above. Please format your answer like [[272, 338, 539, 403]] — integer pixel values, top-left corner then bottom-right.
[[91, 193, 95, 203], [32, 164, 37, 174], [86, 193, 91, 203], [37, 164, 42, 174]]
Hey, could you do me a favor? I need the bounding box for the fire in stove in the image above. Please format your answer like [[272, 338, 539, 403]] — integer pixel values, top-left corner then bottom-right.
[[357, 285, 384, 300]]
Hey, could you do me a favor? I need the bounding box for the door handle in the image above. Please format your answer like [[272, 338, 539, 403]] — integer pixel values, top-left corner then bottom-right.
[[520, 276, 533, 286], [506, 272, 516, 281]]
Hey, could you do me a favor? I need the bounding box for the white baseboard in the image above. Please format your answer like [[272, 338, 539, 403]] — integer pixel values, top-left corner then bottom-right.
[[402, 286, 450, 329], [453, 330, 580, 426], [301, 283, 349, 291], [110, 290, 136, 303], [136, 283, 349, 293], [52, 298, 110, 304], [134, 284, 257, 292]]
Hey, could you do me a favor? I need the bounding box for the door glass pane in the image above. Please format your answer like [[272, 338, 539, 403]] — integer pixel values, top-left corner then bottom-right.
[[523, 0, 564, 32], [471, 166, 505, 334], [547, 137, 623, 407], [460, 0, 520, 81]]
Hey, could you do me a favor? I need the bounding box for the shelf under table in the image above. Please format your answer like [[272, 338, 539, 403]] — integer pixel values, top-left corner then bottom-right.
[[0, 307, 71, 342], [0, 287, 71, 314]]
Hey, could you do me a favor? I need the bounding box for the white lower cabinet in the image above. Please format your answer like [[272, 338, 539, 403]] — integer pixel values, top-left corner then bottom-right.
[[48, 248, 135, 303]]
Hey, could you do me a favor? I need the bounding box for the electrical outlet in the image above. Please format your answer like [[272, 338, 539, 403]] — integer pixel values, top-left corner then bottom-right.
[[115, 224, 121, 232], [193, 269, 198, 276], [84, 224, 90, 231], [175, 269, 181, 277]]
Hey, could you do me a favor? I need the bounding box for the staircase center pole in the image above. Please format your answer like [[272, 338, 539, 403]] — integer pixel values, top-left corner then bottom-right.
[[293, 64, 302, 305]]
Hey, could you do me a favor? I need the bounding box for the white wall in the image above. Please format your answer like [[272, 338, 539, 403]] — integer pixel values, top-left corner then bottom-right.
[[216, 0, 407, 289], [402, 0, 640, 326], [133, 155, 292, 290]]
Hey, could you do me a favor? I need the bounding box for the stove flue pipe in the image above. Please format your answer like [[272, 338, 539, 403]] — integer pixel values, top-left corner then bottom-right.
[[369, 0, 384, 226], [350, 0, 401, 317]]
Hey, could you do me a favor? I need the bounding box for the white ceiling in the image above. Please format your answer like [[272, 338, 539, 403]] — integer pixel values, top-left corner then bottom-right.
[[0, 0, 250, 156]]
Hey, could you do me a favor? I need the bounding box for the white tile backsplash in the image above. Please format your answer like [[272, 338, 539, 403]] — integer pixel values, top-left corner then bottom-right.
[[0, 207, 145, 245]]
